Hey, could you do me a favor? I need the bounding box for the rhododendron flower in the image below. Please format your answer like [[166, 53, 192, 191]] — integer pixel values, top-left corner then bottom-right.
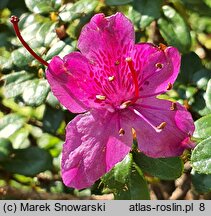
[[10, 12, 195, 190], [45, 12, 195, 189]]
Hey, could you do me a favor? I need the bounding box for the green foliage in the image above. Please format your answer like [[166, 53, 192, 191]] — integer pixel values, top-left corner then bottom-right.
[[0, 0, 211, 200], [191, 137, 211, 174], [102, 154, 150, 200], [158, 5, 191, 53], [134, 152, 183, 180]]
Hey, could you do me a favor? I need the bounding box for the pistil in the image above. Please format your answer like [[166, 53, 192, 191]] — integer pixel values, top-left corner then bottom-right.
[[10, 15, 49, 67], [126, 57, 139, 99]]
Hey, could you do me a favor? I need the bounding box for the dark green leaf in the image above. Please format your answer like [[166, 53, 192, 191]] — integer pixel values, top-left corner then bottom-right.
[[1, 71, 34, 86], [158, 5, 191, 53], [192, 69, 211, 90], [11, 47, 34, 67], [0, 114, 26, 139], [191, 90, 211, 116], [128, 0, 163, 29], [3, 146, 53, 176], [194, 114, 211, 139], [205, 79, 211, 110], [178, 52, 203, 84], [25, 0, 61, 13], [0, 138, 13, 161], [43, 105, 64, 133], [59, 0, 98, 22], [22, 79, 50, 106], [102, 154, 150, 200], [181, 0, 211, 17], [191, 170, 211, 193], [36, 22, 57, 46], [105, 0, 133, 5], [134, 152, 183, 180], [191, 137, 211, 174], [45, 40, 74, 61], [0, 0, 9, 9]]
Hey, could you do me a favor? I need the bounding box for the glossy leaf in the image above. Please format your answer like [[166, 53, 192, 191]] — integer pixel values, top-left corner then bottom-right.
[[181, 0, 211, 17], [3, 146, 53, 176], [102, 154, 150, 200], [22, 79, 50, 106], [178, 52, 203, 84], [25, 0, 61, 13], [134, 152, 183, 180], [158, 5, 191, 53], [191, 137, 211, 174], [11, 47, 34, 67], [59, 0, 98, 22], [205, 79, 211, 110], [129, 0, 162, 29], [191, 170, 211, 193], [194, 114, 211, 139], [191, 90, 211, 116], [0, 138, 13, 161], [43, 105, 64, 133], [105, 0, 133, 5], [192, 69, 211, 90], [45, 40, 74, 61], [0, 114, 26, 139]]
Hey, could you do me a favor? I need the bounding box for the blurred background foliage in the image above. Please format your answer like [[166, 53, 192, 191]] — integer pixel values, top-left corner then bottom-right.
[[0, 0, 211, 200]]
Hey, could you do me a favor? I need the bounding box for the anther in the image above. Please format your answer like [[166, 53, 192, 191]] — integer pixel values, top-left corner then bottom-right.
[[170, 102, 177, 111], [10, 15, 49, 67], [96, 95, 106, 101], [120, 100, 132, 109], [158, 43, 167, 51], [115, 60, 120, 66], [126, 57, 132, 62], [108, 76, 115, 82], [156, 122, 167, 130], [155, 63, 163, 69], [167, 82, 173, 90], [119, 128, 125, 136]]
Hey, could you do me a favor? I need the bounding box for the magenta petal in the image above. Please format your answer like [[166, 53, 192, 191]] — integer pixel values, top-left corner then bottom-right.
[[133, 98, 195, 158], [133, 43, 181, 96], [46, 53, 96, 113], [62, 112, 131, 189], [78, 12, 135, 63]]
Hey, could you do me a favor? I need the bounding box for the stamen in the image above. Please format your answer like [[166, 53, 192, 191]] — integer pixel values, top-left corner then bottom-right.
[[10, 15, 48, 67], [167, 82, 173, 90], [131, 108, 162, 133], [115, 60, 120, 66], [108, 76, 115, 82], [96, 95, 106, 100], [120, 100, 132, 109], [170, 102, 177, 111], [119, 128, 125, 136], [158, 43, 167, 51], [156, 122, 167, 130], [155, 63, 163, 69], [126, 57, 139, 98]]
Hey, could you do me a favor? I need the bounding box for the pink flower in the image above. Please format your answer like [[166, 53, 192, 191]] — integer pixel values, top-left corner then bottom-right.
[[46, 13, 195, 189]]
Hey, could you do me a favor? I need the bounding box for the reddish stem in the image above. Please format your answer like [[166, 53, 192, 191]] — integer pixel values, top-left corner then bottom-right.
[[10, 15, 49, 67]]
